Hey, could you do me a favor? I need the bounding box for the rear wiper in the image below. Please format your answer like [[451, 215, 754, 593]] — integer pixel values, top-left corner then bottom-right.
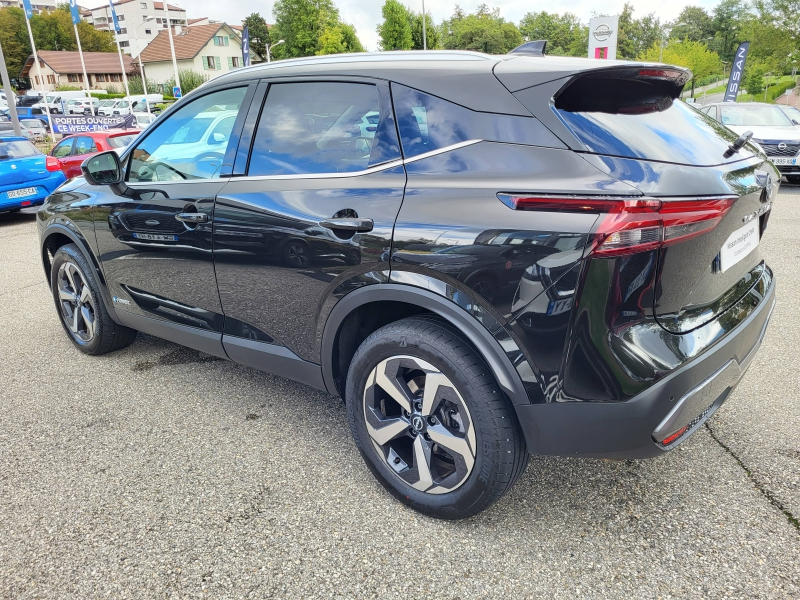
[[724, 130, 753, 158]]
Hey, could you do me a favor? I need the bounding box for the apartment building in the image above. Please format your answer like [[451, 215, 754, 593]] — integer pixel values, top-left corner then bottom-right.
[[88, 0, 187, 58], [0, 0, 57, 13]]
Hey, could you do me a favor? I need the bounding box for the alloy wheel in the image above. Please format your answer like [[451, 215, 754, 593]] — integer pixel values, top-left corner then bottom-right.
[[286, 242, 309, 267], [363, 356, 477, 494], [56, 262, 96, 343]]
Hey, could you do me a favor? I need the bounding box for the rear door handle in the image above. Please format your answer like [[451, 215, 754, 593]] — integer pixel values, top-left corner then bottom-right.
[[319, 218, 373, 232], [176, 212, 208, 224]]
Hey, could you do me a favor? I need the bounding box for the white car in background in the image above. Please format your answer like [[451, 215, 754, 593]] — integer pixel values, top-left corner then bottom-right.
[[67, 98, 101, 115], [0, 120, 46, 141], [700, 101, 800, 183], [133, 113, 157, 129]]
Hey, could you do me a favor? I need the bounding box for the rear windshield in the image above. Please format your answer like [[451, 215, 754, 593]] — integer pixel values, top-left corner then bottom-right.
[[0, 140, 40, 159], [107, 134, 138, 148], [554, 75, 745, 165], [719, 104, 793, 127]]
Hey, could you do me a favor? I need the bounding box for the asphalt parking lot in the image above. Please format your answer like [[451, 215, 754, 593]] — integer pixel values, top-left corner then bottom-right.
[[1, 189, 799, 599]]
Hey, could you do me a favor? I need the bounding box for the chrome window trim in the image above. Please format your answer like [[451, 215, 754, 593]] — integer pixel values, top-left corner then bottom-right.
[[236, 139, 482, 182], [122, 139, 483, 186]]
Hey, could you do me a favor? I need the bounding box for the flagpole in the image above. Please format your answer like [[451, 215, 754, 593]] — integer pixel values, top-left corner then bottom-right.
[[22, 13, 55, 144], [163, 3, 180, 96], [73, 24, 94, 116], [107, 0, 131, 100]]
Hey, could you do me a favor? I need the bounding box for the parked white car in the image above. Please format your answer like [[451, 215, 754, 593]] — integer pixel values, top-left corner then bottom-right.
[[133, 113, 157, 129], [67, 98, 101, 115]]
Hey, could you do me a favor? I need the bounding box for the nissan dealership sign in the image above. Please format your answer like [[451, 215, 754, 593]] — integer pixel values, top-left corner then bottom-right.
[[588, 16, 619, 60]]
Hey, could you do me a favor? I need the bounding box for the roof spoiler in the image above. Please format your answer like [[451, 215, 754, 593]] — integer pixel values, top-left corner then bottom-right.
[[508, 41, 547, 57]]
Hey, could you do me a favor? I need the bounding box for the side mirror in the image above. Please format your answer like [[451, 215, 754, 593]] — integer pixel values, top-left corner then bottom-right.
[[211, 132, 227, 144], [81, 151, 127, 196], [793, 119, 799, 126]]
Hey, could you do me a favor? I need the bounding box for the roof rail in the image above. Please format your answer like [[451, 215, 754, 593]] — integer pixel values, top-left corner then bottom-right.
[[508, 41, 547, 57]]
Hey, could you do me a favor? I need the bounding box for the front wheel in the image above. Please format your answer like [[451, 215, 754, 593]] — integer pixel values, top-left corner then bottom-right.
[[50, 244, 137, 355], [346, 317, 528, 519]]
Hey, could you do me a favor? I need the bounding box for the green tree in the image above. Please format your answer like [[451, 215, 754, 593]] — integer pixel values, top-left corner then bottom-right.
[[743, 62, 767, 95], [518, 11, 584, 56], [243, 12, 271, 61], [441, 4, 522, 54], [669, 6, 714, 43], [317, 23, 364, 54], [272, 0, 363, 58], [616, 3, 662, 60], [711, 0, 748, 61], [409, 10, 439, 49], [0, 6, 114, 86], [638, 39, 720, 94], [377, 0, 412, 51]]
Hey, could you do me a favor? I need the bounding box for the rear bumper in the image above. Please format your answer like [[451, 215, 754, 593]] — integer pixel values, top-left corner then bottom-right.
[[515, 269, 776, 459], [0, 175, 66, 212]]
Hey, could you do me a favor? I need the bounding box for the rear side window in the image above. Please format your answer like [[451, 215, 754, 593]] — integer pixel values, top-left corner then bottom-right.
[[391, 83, 556, 158], [248, 82, 400, 176], [553, 73, 743, 165]]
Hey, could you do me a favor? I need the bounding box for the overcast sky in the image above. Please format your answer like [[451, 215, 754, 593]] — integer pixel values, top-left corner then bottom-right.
[[83, 0, 721, 52]]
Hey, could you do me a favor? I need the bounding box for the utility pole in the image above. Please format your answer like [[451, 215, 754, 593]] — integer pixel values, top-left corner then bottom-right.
[[0, 39, 22, 137]]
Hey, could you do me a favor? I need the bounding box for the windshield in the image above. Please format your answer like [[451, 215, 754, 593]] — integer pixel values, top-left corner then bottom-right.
[[0, 140, 40, 159], [45, 95, 58, 103], [107, 134, 138, 148], [21, 120, 40, 128], [99, 101, 115, 107], [719, 105, 793, 127]]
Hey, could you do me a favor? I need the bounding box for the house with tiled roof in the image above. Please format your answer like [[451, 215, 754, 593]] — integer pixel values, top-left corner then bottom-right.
[[139, 23, 260, 88], [20, 51, 136, 92]]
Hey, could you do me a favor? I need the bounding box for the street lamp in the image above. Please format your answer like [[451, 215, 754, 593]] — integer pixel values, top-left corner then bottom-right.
[[764, 71, 774, 101], [421, 0, 427, 51], [266, 39, 284, 63], [131, 16, 155, 114]]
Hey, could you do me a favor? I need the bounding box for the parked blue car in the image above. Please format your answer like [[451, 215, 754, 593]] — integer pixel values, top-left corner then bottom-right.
[[0, 136, 66, 214]]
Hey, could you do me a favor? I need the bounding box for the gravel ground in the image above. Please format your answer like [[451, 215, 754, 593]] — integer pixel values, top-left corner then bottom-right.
[[1, 188, 799, 599]]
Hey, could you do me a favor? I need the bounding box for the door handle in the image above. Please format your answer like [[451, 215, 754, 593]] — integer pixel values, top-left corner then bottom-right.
[[319, 218, 373, 232], [176, 212, 208, 224]]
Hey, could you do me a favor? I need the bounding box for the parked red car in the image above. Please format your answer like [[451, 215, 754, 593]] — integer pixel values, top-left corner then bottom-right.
[[49, 129, 140, 179]]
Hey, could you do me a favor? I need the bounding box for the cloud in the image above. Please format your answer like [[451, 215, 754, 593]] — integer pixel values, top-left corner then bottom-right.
[[83, 0, 722, 53]]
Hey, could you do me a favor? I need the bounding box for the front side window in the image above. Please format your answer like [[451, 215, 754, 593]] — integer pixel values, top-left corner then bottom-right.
[[52, 139, 74, 158], [248, 82, 400, 176], [128, 86, 247, 182]]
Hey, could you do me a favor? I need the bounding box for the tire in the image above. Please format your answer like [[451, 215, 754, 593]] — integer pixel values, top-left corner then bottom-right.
[[467, 273, 497, 302], [785, 175, 800, 184], [50, 244, 137, 355], [346, 316, 528, 519], [344, 249, 361, 266]]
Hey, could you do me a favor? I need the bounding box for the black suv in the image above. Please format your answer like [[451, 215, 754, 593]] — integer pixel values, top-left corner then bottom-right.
[[37, 51, 776, 519]]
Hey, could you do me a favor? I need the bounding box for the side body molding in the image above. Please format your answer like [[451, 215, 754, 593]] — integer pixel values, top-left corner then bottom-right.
[[320, 283, 530, 405]]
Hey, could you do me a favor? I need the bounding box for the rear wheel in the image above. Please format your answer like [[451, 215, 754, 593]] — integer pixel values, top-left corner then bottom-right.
[[346, 317, 528, 519], [50, 244, 137, 355], [282, 239, 310, 268]]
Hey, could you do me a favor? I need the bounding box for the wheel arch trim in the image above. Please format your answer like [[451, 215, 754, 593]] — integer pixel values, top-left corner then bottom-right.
[[41, 223, 120, 324], [320, 283, 530, 405]]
